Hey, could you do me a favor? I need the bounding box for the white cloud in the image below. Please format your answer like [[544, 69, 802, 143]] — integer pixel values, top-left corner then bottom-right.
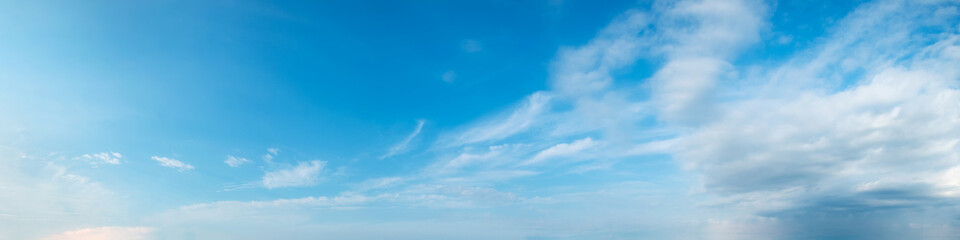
[[151, 156, 194, 171], [651, 57, 729, 124], [650, 0, 763, 124], [0, 147, 122, 239], [381, 119, 425, 159], [421, 0, 960, 223], [440, 170, 540, 184], [521, 137, 597, 165], [263, 147, 279, 162], [461, 39, 482, 53], [41, 226, 155, 240], [75, 152, 122, 166], [431, 143, 530, 174], [179, 193, 371, 212], [441, 71, 456, 83], [262, 160, 326, 189], [447, 92, 551, 146], [224, 155, 251, 167], [550, 10, 648, 96], [668, 0, 960, 216], [356, 177, 408, 191]]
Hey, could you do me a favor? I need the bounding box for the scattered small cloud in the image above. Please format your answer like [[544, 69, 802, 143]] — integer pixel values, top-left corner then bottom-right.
[[461, 39, 482, 53], [441, 71, 456, 83], [263, 147, 279, 162], [224, 155, 251, 167], [262, 160, 326, 189], [151, 156, 194, 172], [75, 152, 122, 166]]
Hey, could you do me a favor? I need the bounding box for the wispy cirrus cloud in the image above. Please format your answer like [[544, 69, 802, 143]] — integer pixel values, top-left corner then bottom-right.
[[444, 92, 552, 147], [521, 137, 597, 166], [380, 119, 425, 159], [151, 156, 194, 171], [262, 160, 326, 189]]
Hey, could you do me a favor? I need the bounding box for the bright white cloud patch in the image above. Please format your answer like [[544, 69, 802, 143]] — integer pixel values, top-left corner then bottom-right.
[[41, 226, 155, 240], [262, 160, 326, 189], [224, 155, 251, 167], [75, 152, 122, 166], [151, 156, 194, 171], [522, 137, 597, 165]]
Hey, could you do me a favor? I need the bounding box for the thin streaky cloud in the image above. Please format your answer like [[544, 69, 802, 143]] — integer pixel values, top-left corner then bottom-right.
[[151, 156, 194, 171], [380, 119, 425, 159]]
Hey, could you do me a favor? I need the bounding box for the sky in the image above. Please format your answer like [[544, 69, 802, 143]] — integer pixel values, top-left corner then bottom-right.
[[1, 0, 960, 239]]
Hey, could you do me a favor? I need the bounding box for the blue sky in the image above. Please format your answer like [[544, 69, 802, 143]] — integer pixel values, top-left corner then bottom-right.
[[2, 0, 960, 239]]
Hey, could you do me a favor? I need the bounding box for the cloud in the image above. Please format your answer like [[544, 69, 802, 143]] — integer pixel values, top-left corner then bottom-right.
[[678, 0, 958, 208], [439, 170, 539, 184], [262, 160, 326, 189], [224, 155, 251, 167], [150, 156, 194, 171], [550, 10, 649, 97], [355, 177, 409, 191], [177, 185, 526, 214], [152, 180, 700, 240], [75, 152, 122, 166], [446, 92, 551, 146], [380, 119, 425, 159], [263, 147, 279, 162], [461, 39, 482, 53], [179, 193, 371, 213], [521, 137, 597, 165], [41, 226, 155, 240], [650, 0, 764, 124], [0, 147, 122, 239], [441, 70, 456, 83], [420, 1, 960, 235], [430, 143, 531, 174]]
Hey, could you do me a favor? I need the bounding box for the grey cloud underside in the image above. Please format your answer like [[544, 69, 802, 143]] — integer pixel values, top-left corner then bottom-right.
[[680, 0, 960, 218]]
